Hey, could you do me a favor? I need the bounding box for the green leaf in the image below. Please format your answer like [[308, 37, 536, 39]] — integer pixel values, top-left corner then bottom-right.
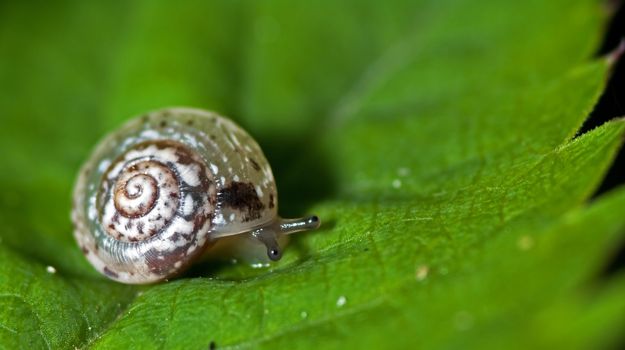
[[1, 0, 624, 349]]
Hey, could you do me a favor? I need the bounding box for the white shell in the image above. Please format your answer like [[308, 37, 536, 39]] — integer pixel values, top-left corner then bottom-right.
[[72, 108, 281, 284]]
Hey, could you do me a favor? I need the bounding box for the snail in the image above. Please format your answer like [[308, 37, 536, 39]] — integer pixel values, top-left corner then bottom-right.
[[71, 107, 320, 284]]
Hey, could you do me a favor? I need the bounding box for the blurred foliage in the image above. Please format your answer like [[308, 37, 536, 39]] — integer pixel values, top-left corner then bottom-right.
[[1, 0, 625, 349]]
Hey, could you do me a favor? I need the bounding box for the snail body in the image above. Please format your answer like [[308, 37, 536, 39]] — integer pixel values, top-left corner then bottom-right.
[[71, 107, 319, 284]]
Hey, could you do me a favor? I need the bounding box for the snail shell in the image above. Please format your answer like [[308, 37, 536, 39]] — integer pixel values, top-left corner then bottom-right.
[[71, 107, 319, 284]]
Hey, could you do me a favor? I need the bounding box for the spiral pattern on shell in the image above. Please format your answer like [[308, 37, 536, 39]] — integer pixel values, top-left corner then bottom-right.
[[72, 108, 279, 284], [100, 141, 213, 243]]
